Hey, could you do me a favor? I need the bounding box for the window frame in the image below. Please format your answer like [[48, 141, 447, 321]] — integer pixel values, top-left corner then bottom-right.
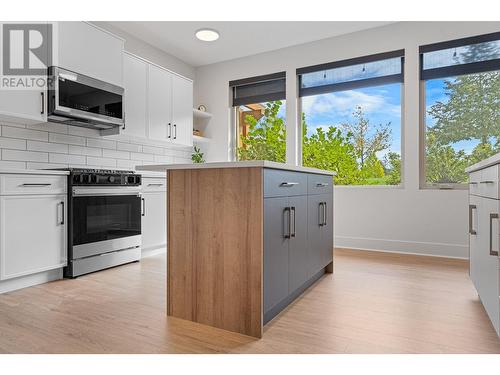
[[297, 50, 405, 187], [419, 32, 500, 190]]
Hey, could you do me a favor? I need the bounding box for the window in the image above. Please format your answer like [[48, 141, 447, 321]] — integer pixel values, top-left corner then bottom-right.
[[420, 32, 500, 187], [297, 51, 404, 185], [230, 72, 286, 162]]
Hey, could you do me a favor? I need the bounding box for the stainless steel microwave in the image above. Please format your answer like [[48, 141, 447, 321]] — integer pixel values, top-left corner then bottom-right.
[[47, 67, 124, 134]]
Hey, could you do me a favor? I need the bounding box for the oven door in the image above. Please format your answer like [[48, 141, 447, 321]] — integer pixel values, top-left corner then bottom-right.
[[49, 67, 124, 128], [71, 187, 141, 258]]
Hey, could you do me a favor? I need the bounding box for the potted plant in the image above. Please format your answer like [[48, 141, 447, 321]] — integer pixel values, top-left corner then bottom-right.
[[191, 146, 205, 163]]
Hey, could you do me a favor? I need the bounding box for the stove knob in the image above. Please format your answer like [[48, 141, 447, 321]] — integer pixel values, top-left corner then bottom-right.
[[108, 176, 115, 183], [82, 174, 90, 183], [91, 174, 98, 183], [73, 174, 80, 183]]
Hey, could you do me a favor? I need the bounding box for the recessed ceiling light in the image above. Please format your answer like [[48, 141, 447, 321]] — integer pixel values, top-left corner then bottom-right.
[[195, 29, 219, 42]]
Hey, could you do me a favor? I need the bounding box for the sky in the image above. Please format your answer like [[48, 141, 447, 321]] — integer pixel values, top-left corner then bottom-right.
[[301, 83, 402, 160]]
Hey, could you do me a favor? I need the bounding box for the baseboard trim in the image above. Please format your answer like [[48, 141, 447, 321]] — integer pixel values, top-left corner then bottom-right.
[[141, 247, 166, 258], [335, 236, 468, 259], [0, 268, 63, 294]]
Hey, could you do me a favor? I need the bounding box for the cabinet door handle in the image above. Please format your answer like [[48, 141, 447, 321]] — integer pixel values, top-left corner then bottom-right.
[[141, 197, 146, 217], [168, 123, 171, 138], [60, 201, 65, 225], [290, 206, 296, 238], [489, 213, 499, 256], [318, 202, 324, 227], [468, 182, 478, 185], [469, 204, 477, 235], [280, 182, 298, 187], [174, 124, 177, 140], [21, 183, 52, 187], [122, 112, 126, 130], [480, 181, 495, 184], [40, 92, 45, 114], [283, 207, 291, 239], [323, 201, 327, 226]]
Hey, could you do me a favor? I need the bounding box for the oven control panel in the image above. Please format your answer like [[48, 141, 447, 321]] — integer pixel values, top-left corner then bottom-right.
[[70, 169, 141, 186]]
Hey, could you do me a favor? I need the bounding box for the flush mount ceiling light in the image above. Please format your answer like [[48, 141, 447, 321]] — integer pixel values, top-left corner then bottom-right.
[[195, 28, 220, 42]]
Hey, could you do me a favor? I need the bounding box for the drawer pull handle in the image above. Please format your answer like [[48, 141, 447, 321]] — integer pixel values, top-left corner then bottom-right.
[[480, 181, 495, 184], [280, 182, 299, 187], [283, 207, 291, 239], [490, 213, 499, 256], [468, 182, 478, 185], [469, 204, 477, 235], [316, 183, 329, 187], [147, 183, 164, 187], [21, 183, 52, 187]]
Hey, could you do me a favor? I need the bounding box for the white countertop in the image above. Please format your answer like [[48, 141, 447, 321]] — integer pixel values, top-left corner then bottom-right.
[[0, 168, 70, 176], [138, 161, 336, 176], [465, 152, 500, 173]]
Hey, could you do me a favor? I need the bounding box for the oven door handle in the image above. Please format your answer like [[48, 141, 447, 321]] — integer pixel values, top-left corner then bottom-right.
[[72, 187, 142, 197]]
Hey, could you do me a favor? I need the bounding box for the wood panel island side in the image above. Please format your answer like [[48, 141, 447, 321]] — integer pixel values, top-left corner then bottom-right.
[[138, 161, 335, 338]]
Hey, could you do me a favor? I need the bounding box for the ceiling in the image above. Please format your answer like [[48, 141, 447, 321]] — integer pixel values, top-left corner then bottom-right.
[[107, 21, 394, 67]]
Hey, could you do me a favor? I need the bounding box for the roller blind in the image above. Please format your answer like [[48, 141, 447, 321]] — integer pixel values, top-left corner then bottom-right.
[[230, 72, 286, 106], [420, 32, 500, 80], [297, 50, 405, 97]]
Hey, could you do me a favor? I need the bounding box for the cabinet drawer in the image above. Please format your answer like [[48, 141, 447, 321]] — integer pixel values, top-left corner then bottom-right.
[[264, 169, 307, 197], [141, 177, 167, 192], [469, 170, 481, 196], [0, 174, 66, 195], [308, 174, 333, 195], [479, 165, 499, 199]]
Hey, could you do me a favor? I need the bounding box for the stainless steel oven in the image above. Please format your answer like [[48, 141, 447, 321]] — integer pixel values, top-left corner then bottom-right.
[[47, 67, 124, 134], [62, 169, 142, 278]]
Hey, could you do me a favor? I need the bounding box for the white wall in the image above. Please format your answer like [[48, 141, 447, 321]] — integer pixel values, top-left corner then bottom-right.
[[194, 21, 500, 259]]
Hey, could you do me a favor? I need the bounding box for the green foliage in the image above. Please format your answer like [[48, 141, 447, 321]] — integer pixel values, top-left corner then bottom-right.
[[237, 101, 286, 163], [191, 146, 205, 163], [342, 106, 391, 168], [384, 152, 401, 185], [238, 101, 401, 186]]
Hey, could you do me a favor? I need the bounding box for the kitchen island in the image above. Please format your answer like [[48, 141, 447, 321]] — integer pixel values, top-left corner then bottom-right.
[[138, 161, 335, 338]]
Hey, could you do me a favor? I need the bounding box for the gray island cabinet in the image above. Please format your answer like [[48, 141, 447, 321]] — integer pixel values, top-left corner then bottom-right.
[[138, 161, 335, 338]]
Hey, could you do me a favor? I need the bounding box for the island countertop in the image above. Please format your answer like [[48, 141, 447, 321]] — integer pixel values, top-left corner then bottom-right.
[[137, 160, 336, 176], [465, 152, 500, 173]]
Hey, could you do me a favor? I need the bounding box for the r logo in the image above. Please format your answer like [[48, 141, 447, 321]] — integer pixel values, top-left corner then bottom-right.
[[2, 23, 52, 75]]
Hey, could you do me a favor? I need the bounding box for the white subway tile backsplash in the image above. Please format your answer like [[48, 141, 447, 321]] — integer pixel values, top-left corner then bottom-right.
[[130, 152, 154, 162], [27, 140, 69, 153], [117, 142, 142, 153], [2, 126, 49, 142], [117, 159, 142, 170], [154, 154, 174, 163], [2, 149, 48, 162], [86, 156, 117, 168], [49, 133, 86, 146], [87, 138, 116, 150], [142, 145, 164, 155], [26, 162, 68, 170], [0, 160, 26, 169], [102, 149, 130, 160], [68, 145, 102, 157], [1, 121, 188, 172], [0, 137, 27, 150], [49, 153, 86, 165]]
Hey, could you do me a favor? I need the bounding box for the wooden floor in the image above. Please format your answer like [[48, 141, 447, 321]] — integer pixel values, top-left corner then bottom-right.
[[0, 248, 499, 354]]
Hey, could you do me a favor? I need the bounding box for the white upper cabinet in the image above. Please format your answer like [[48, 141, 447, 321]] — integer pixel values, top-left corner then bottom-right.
[[148, 64, 173, 141], [0, 22, 49, 124], [53, 22, 124, 86], [172, 74, 193, 147], [123, 53, 148, 138]]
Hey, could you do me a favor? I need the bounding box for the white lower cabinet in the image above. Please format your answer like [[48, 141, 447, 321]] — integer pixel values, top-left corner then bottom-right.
[[141, 177, 167, 254], [468, 161, 500, 336], [0, 194, 67, 280]]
